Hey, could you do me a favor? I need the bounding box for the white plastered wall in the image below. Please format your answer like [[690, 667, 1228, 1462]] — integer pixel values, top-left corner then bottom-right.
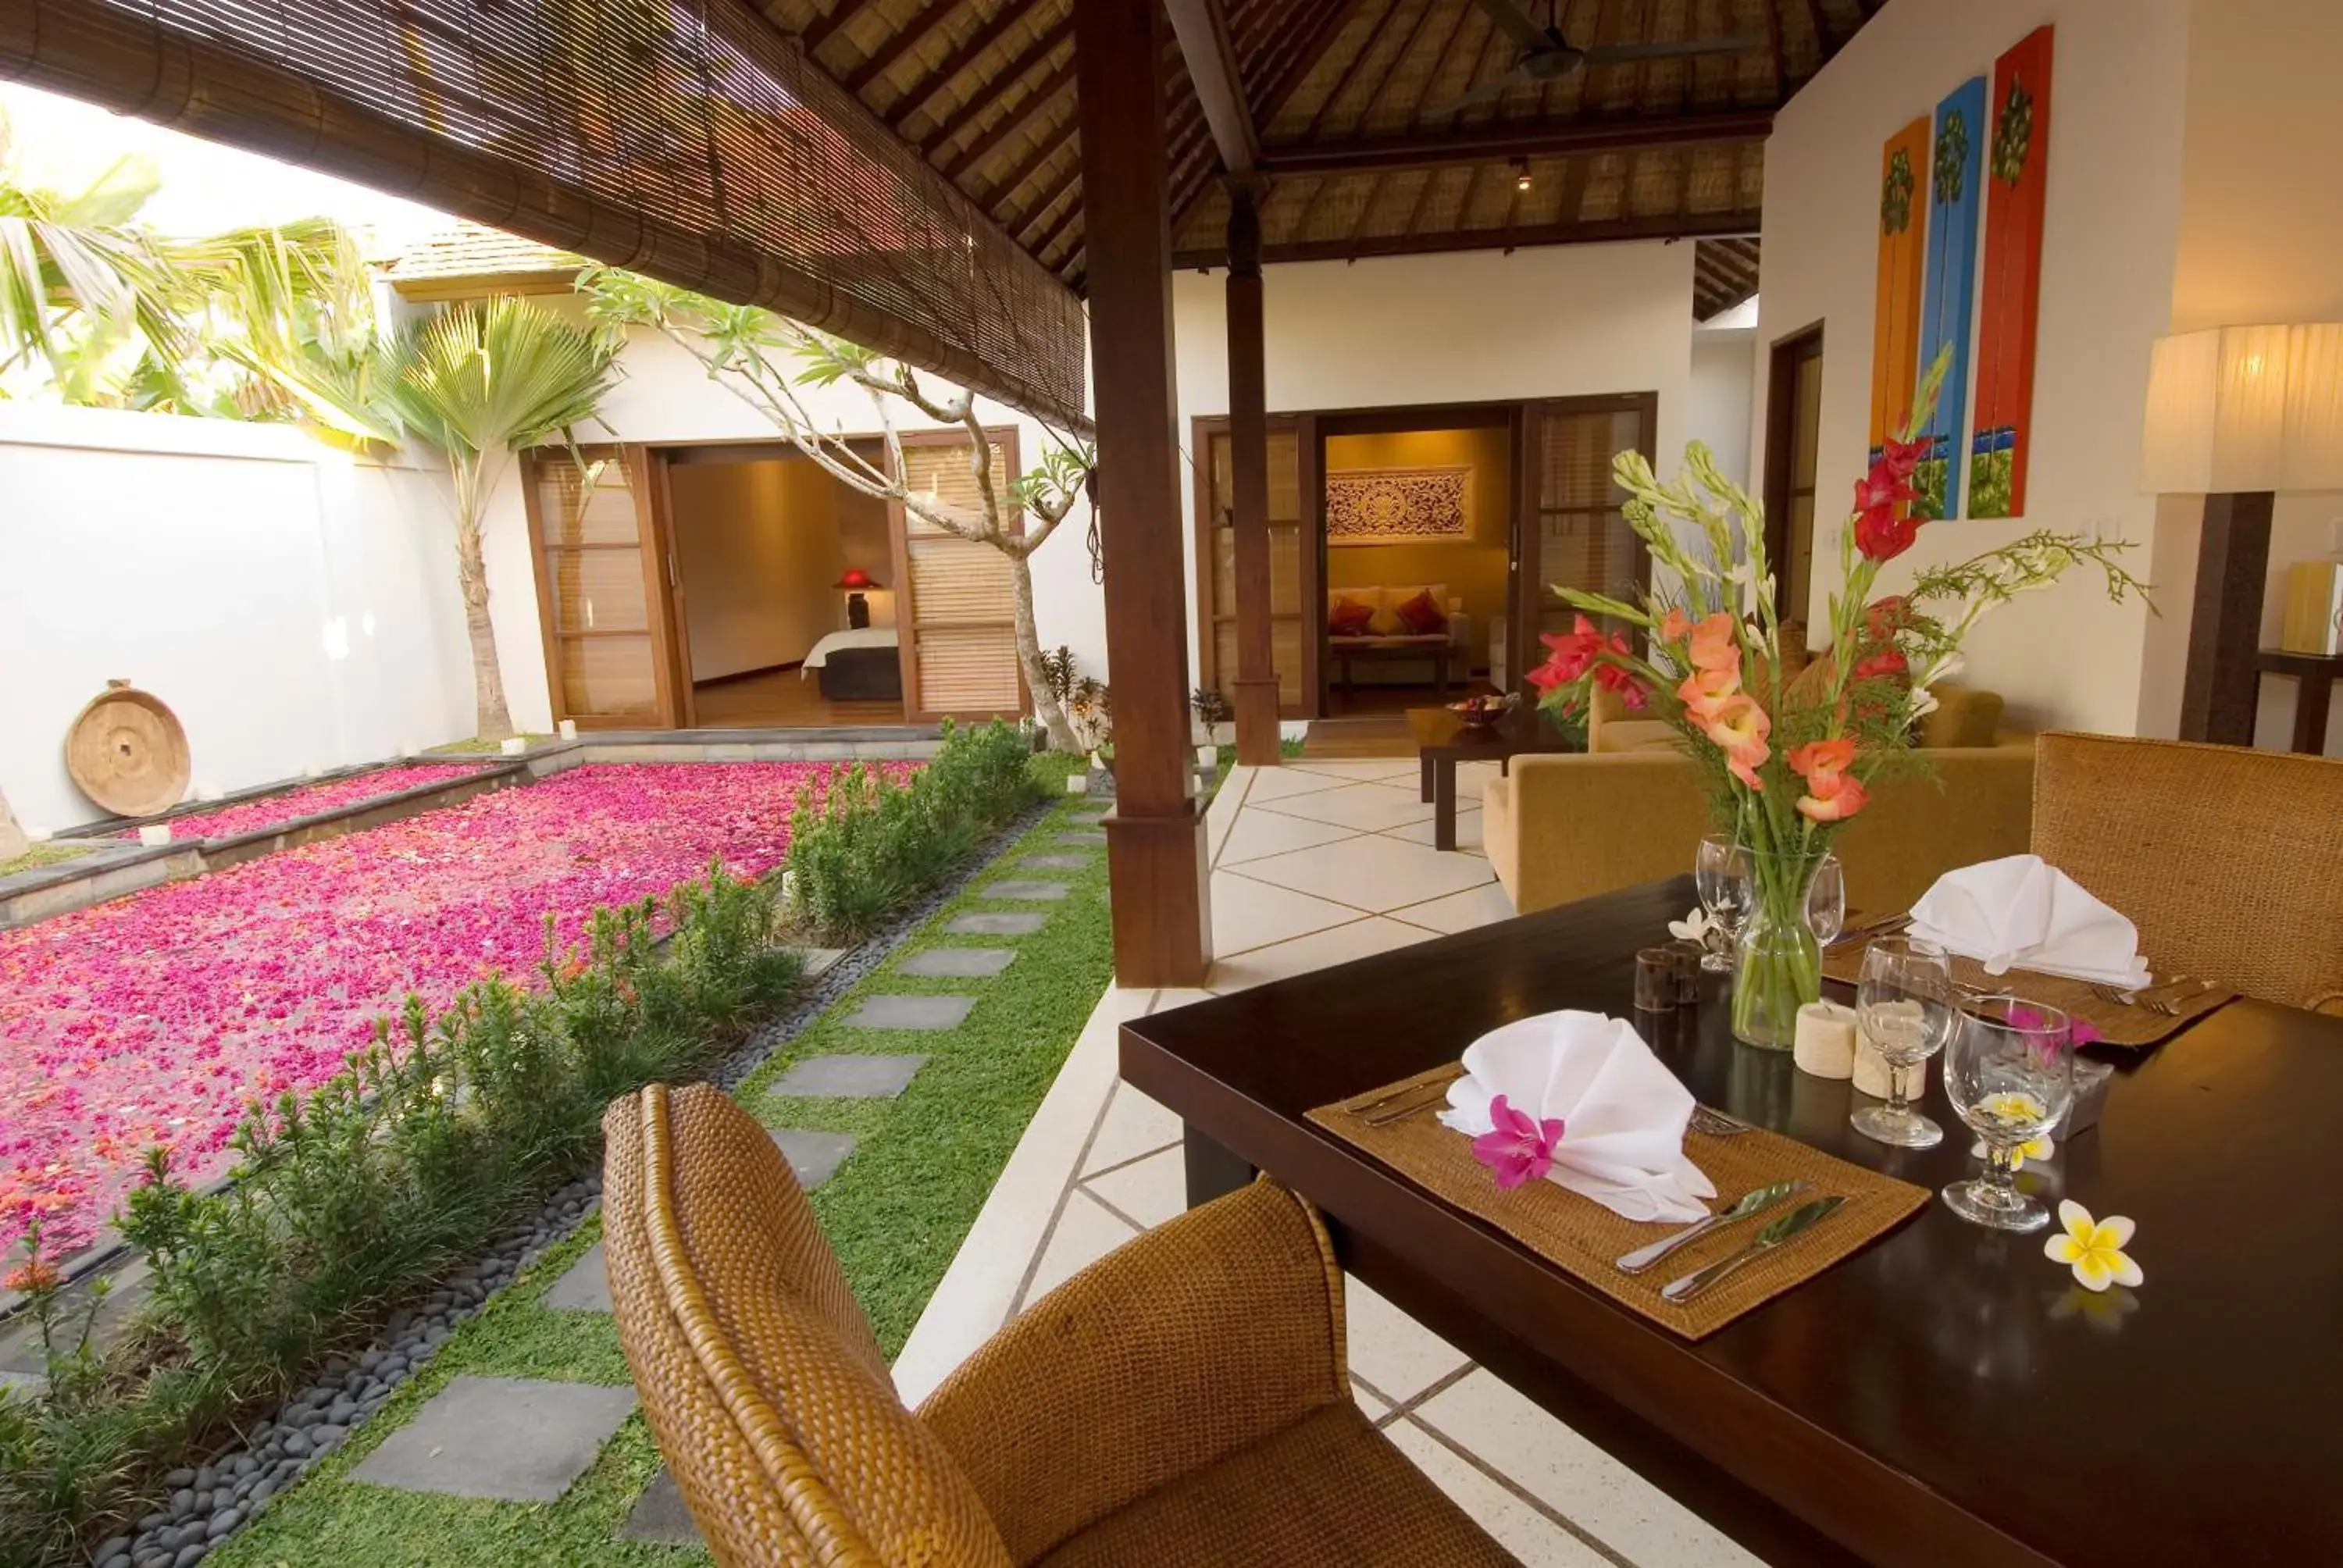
[[0, 406, 475, 835], [1749, 0, 2192, 737]]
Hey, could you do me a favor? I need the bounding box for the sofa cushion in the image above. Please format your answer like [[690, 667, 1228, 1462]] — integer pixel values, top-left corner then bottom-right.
[[1394, 590, 1448, 636], [1918, 684, 2005, 748], [1328, 596, 1375, 637]]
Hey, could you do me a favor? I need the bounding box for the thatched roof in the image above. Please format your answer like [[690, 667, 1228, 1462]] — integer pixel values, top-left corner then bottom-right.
[[765, 0, 1883, 290], [1694, 236, 1761, 320], [386, 223, 583, 300]]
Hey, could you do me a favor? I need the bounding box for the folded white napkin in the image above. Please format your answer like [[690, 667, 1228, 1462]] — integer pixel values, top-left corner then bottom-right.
[[1906, 854, 2150, 987], [1439, 1010, 1716, 1224]]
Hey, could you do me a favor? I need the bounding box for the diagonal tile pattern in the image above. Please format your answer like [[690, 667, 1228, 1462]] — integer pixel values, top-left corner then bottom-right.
[[900, 760, 1751, 1566]]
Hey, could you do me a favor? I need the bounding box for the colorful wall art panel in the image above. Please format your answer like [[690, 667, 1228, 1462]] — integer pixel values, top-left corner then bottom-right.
[[1970, 24, 2055, 518], [1869, 116, 1932, 472], [1913, 76, 1986, 519]]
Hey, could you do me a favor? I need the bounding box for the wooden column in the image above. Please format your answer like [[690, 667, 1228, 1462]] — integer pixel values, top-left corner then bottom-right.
[[2180, 494, 2273, 746], [1075, 0, 1211, 986], [1226, 183, 1282, 764]]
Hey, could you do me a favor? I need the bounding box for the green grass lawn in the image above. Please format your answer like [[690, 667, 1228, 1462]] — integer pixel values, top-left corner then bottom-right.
[[212, 798, 1111, 1567], [0, 842, 95, 879], [423, 734, 554, 755]]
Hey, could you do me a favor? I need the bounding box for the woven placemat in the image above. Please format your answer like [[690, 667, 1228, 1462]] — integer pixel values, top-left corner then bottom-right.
[[1307, 1066, 1927, 1341], [1820, 939, 2236, 1049]]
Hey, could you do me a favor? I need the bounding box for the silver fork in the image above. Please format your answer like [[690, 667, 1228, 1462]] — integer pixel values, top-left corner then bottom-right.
[[1689, 1105, 1753, 1138], [2091, 977, 2195, 1016]]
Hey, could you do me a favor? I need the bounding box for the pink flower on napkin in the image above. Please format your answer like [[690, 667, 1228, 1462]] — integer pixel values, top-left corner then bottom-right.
[[1471, 1094, 1565, 1191]]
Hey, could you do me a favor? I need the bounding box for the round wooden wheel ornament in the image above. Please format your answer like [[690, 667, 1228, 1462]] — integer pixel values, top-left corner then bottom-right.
[[66, 680, 191, 818]]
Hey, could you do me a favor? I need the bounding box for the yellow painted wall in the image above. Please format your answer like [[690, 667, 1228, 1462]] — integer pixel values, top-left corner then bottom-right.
[[1323, 427, 1510, 638], [669, 456, 849, 680]]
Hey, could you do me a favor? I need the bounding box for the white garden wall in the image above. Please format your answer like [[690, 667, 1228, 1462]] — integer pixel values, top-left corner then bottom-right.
[[0, 405, 476, 836]]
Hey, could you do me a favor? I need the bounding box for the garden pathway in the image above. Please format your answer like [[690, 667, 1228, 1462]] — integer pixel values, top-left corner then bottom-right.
[[201, 800, 1113, 1568]]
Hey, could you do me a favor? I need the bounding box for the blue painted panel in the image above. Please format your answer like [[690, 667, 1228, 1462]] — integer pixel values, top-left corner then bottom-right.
[[1913, 76, 1986, 519]]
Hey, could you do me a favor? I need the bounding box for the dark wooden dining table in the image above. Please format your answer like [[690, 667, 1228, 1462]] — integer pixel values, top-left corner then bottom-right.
[[1119, 876, 2343, 1568]]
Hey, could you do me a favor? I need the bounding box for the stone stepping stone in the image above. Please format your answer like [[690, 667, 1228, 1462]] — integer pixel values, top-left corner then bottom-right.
[[619, 1468, 703, 1547], [772, 1129, 857, 1190], [767, 1054, 926, 1099], [901, 947, 1015, 978], [542, 1242, 612, 1313], [844, 993, 975, 1030], [946, 911, 1047, 936], [982, 880, 1069, 901], [1022, 853, 1091, 871], [348, 1375, 636, 1502], [1056, 831, 1107, 846], [793, 947, 847, 979]]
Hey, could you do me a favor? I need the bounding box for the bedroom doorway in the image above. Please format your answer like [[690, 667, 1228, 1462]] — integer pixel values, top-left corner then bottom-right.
[[524, 429, 1032, 732], [661, 442, 908, 729]]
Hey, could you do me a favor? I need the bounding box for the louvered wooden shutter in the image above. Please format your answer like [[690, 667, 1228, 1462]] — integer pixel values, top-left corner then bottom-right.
[[895, 433, 1027, 719], [532, 448, 664, 723], [1197, 422, 1310, 714], [1530, 403, 1648, 644]]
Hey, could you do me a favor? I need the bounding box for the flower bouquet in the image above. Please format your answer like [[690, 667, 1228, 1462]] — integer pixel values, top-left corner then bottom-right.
[[1525, 351, 2149, 1046]]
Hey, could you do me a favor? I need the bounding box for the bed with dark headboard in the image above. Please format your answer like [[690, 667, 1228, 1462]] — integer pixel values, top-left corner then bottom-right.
[[803, 629, 903, 702]]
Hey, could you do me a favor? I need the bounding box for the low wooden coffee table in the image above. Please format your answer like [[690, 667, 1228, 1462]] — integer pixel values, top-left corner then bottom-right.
[[1406, 703, 1579, 850]]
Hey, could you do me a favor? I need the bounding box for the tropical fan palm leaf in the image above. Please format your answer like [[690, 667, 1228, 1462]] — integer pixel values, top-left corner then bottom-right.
[[382, 296, 619, 739]]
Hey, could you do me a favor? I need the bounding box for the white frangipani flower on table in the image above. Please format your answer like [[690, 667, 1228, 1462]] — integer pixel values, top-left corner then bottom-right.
[[1973, 1131, 2055, 1170], [1667, 906, 1715, 945], [2045, 1200, 2142, 1292]]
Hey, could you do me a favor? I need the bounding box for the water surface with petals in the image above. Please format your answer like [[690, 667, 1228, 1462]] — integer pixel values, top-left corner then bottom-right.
[[115, 764, 491, 843], [2, 763, 873, 1255]]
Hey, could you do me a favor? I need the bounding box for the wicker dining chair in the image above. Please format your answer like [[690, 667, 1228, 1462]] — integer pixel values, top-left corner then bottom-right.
[[2031, 732, 2343, 1014], [601, 1083, 1517, 1567]]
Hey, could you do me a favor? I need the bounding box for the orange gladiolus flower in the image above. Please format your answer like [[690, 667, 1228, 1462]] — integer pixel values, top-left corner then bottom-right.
[[1686, 612, 1742, 675], [1699, 695, 1772, 788], [1660, 607, 1695, 645], [1790, 736, 1867, 821]]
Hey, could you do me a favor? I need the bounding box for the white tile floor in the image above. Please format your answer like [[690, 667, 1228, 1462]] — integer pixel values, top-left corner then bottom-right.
[[893, 761, 1762, 1567]]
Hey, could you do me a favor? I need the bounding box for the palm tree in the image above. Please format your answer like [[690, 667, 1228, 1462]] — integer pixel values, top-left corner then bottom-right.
[[382, 298, 618, 740], [0, 107, 186, 401]]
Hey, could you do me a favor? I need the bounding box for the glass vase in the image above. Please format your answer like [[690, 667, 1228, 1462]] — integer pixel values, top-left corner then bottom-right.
[[1729, 846, 1828, 1049]]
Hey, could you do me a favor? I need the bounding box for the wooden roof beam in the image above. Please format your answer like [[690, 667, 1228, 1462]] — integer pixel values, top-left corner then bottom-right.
[[1254, 0, 1364, 130], [843, 0, 962, 94], [1257, 109, 1775, 173], [940, 53, 1077, 180], [893, 2, 1057, 132], [1165, 0, 1259, 177], [921, 16, 1074, 151], [799, 0, 881, 58], [1170, 204, 1756, 269]]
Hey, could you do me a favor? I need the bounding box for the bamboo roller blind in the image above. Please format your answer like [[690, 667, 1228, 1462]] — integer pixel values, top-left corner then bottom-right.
[[537, 455, 658, 719], [901, 438, 1023, 716], [1, 0, 1086, 429]]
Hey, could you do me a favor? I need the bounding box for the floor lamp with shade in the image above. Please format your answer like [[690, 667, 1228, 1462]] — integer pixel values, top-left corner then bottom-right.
[[2142, 323, 2343, 743]]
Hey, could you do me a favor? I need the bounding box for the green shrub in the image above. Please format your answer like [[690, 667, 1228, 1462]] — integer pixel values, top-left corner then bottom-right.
[[786, 719, 1043, 940], [0, 864, 798, 1566]]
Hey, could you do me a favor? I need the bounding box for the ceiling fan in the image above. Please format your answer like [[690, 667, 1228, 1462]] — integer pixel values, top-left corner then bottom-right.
[[1433, 0, 1760, 116]]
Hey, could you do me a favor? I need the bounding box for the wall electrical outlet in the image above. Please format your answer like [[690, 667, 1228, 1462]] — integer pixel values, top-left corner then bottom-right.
[[2329, 517, 2343, 554]]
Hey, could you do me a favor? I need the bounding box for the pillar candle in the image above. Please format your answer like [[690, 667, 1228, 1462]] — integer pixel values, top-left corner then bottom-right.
[[1792, 1001, 1859, 1079], [1854, 1040, 1929, 1100], [558, 718, 579, 741]]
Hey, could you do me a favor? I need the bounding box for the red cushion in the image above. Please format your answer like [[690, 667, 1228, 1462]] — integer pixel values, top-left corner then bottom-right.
[[1395, 590, 1448, 636], [1328, 597, 1375, 636]]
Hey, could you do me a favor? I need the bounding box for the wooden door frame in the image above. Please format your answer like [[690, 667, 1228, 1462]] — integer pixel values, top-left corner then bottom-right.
[[887, 424, 1033, 723], [1762, 323, 1825, 625], [1510, 391, 1660, 687], [520, 441, 686, 730], [1189, 412, 1317, 720]]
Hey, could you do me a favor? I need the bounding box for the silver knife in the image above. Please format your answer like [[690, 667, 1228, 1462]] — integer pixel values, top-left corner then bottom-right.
[[1660, 1196, 1847, 1304], [1615, 1180, 1809, 1275]]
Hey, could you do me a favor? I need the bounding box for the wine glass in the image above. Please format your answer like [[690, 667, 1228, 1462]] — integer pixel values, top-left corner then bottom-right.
[[1693, 836, 1751, 973], [1806, 852, 1846, 947], [1942, 996, 2075, 1232], [1850, 936, 1952, 1148]]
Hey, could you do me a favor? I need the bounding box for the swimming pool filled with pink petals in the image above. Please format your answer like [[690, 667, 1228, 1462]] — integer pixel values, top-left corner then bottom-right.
[[2, 762, 877, 1255], [118, 763, 491, 843]]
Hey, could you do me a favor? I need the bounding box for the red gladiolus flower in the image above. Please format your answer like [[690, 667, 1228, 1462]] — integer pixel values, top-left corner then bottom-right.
[[1852, 459, 1921, 562], [1853, 646, 1908, 682], [1879, 435, 1927, 483], [1529, 615, 1644, 709]]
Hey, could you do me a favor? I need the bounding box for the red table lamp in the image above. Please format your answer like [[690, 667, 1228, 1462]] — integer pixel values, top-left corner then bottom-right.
[[836, 567, 882, 629]]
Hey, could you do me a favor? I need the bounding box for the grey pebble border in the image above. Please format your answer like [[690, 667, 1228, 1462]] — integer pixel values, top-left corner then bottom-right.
[[94, 798, 1061, 1568]]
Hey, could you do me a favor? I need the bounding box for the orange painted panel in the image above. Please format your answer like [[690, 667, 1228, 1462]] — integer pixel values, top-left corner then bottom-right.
[[1868, 116, 1932, 467]]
